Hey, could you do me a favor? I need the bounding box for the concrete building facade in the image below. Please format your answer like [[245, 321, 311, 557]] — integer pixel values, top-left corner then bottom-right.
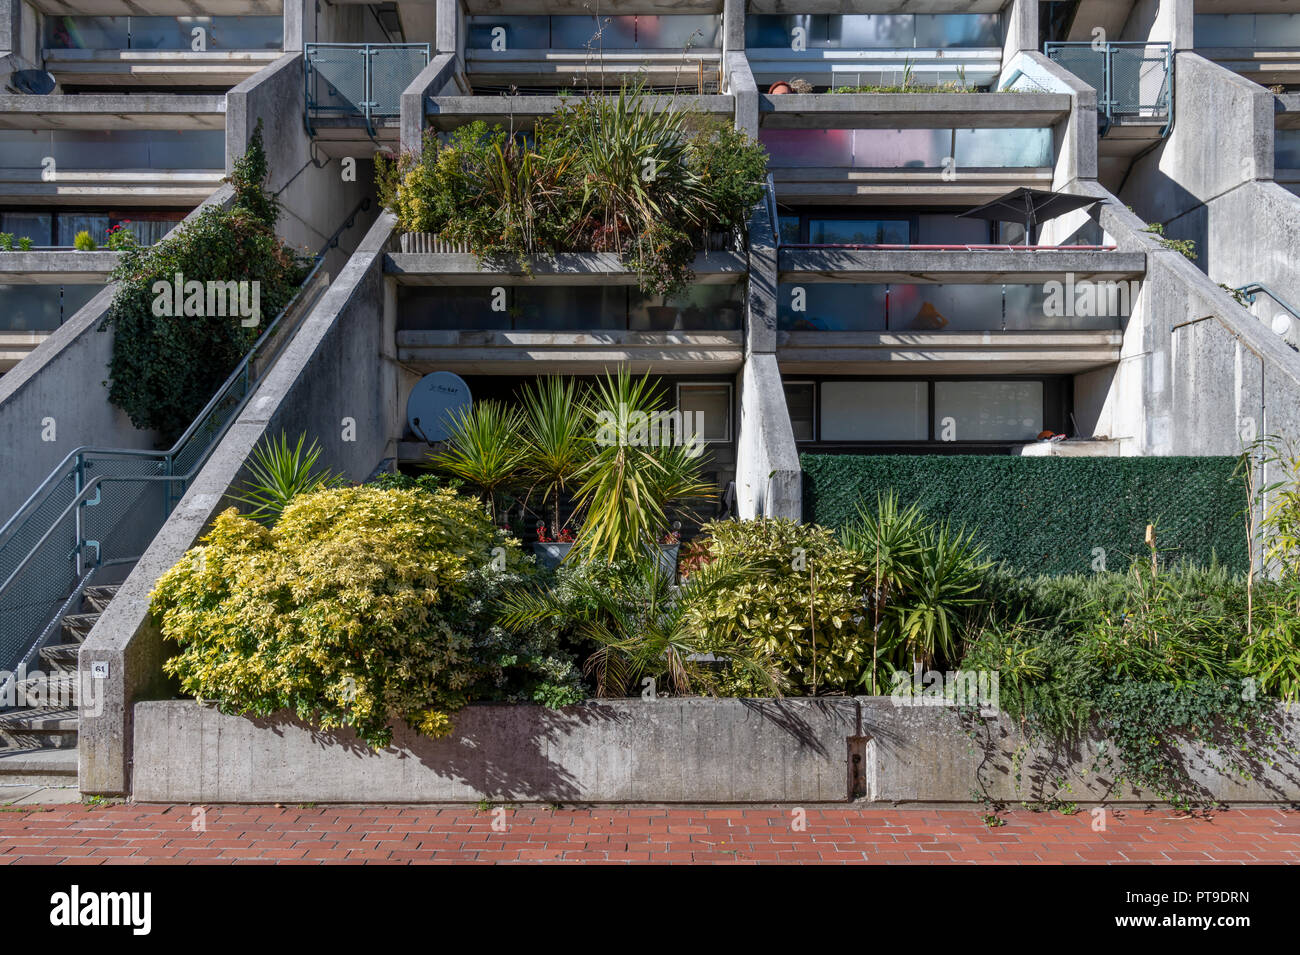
[[0, 0, 1296, 794]]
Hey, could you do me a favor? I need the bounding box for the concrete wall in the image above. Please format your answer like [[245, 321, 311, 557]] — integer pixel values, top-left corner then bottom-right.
[[79, 214, 402, 796], [227, 53, 377, 265], [130, 697, 1300, 804]]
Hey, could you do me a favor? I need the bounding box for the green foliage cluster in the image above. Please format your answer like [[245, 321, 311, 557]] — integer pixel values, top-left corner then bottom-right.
[[802, 454, 1248, 576], [101, 124, 311, 442], [151, 484, 585, 748], [375, 85, 768, 295]]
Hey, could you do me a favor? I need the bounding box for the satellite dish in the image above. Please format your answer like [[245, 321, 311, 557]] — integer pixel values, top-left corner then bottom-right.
[[406, 371, 471, 443], [12, 70, 57, 95]]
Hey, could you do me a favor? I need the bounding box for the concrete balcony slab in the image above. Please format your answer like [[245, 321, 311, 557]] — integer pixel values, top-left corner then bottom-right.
[[30, 0, 279, 13], [776, 329, 1123, 375], [0, 170, 223, 206], [769, 166, 1054, 204], [43, 50, 282, 88], [465, 50, 723, 89], [385, 250, 747, 285], [427, 93, 732, 129], [0, 94, 225, 130], [0, 251, 118, 283], [758, 92, 1072, 129], [397, 328, 743, 374], [777, 248, 1146, 283]]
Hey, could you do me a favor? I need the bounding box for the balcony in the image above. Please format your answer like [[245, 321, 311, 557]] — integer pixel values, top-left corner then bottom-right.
[[773, 247, 1145, 374], [744, 12, 1004, 90], [388, 249, 745, 374], [41, 15, 283, 88], [304, 42, 430, 152], [462, 13, 723, 92], [1195, 11, 1300, 87]]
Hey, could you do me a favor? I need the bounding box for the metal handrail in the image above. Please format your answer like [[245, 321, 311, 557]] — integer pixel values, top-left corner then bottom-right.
[[1235, 282, 1300, 349], [780, 243, 1119, 251], [766, 173, 780, 250], [1044, 41, 1172, 137], [0, 257, 326, 555]]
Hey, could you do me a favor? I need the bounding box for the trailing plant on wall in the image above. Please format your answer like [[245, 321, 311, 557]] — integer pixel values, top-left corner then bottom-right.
[[101, 123, 311, 442], [375, 84, 769, 295]]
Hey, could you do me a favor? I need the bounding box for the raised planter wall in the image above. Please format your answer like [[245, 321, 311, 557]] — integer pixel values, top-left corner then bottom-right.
[[131, 698, 1300, 805]]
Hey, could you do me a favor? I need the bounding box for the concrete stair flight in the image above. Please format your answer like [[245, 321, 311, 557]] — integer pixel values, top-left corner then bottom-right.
[[0, 584, 118, 788]]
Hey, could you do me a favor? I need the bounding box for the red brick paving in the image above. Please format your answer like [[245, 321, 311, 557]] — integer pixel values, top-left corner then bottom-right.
[[0, 805, 1296, 864]]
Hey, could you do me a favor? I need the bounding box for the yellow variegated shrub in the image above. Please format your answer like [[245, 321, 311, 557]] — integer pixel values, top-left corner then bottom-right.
[[151, 484, 583, 747]]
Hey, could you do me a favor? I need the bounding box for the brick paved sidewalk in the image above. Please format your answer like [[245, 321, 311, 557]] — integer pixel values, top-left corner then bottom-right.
[[0, 804, 1296, 864]]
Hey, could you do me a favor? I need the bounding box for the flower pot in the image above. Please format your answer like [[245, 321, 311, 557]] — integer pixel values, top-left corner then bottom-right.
[[532, 541, 573, 571], [646, 305, 679, 330], [657, 543, 680, 583], [768, 81, 793, 95]]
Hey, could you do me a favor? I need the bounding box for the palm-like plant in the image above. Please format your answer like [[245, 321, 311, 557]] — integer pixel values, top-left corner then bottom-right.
[[500, 551, 781, 698], [519, 376, 591, 538], [232, 431, 342, 526], [570, 369, 714, 564], [426, 400, 526, 519]]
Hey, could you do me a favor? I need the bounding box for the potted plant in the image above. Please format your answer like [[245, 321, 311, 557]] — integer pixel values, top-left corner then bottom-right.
[[658, 525, 682, 583], [518, 376, 590, 568], [533, 522, 577, 570], [646, 304, 679, 330]]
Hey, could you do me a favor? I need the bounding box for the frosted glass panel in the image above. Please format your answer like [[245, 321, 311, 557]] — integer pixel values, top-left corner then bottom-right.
[[778, 284, 887, 331], [889, 284, 1002, 331], [760, 129, 854, 167], [854, 128, 951, 167], [1194, 14, 1300, 48], [746, 14, 1000, 49], [833, 15, 912, 49], [468, 16, 550, 49], [0, 285, 99, 331], [934, 381, 1042, 440], [552, 15, 637, 48], [955, 127, 1053, 167], [914, 14, 1002, 48], [469, 15, 719, 50], [637, 15, 720, 49], [918, 214, 989, 245], [821, 381, 928, 440], [57, 214, 110, 247], [44, 15, 280, 49], [784, 383, 816, 441]]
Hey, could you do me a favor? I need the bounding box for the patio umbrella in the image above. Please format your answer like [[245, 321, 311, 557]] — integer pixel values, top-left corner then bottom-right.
[[957, 187, 1100, 241]]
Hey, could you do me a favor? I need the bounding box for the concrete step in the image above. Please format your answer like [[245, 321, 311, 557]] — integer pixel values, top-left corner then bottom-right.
[[0, 747, 77, 785], [38, 643, 80, 673], [13, 673, 78, 709], [0, 708, 78, 750], [60, 613, 100, 643], [82, 584, 119, 615]]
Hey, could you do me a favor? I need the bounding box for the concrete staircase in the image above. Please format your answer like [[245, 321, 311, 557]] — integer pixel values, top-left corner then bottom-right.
[[0, 584, 117, 789]]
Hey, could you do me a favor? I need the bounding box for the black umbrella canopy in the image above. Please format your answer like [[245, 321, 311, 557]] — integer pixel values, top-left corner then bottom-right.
[[957, 187, 1100, 240]]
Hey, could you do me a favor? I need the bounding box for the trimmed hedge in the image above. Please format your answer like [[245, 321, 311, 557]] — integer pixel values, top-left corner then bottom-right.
[[801, 454, 1248, 576]]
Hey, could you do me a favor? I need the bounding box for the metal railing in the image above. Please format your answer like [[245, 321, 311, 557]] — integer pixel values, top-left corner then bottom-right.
[[1235, 282, 1300, 350], [0, 258, 331, 694], [304, 42, 430, 139], [1044, 41, 1172, 136]]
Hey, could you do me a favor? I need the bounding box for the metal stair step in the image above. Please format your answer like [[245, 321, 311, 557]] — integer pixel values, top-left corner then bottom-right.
[[82, 584, 119, 615], [38, 643, 80, 672], [60, 613, 100, 643]]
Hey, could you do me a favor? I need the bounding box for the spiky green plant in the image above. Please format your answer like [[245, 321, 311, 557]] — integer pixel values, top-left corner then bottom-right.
[[427, 400, 526, 519], [519, 376, 591, 538], [232, 431, 342, 526], [570, 369, 714, 564], [500, 551, 780, 698]]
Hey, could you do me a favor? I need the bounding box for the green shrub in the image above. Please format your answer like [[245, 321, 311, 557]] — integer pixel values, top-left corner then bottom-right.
[[73, 230, 96, 251], [0, 233, 12, 251], [100, 124, 310, 442], [151, 484, 584, 748], [683, 518, 873, 695], [802, 454, 1248, 576], [17, 236, 32, 251], [375, 84, 767, 296]]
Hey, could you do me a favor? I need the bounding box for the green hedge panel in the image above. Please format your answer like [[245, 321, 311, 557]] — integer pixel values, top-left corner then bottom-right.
[[801, 454, 1248, 576]]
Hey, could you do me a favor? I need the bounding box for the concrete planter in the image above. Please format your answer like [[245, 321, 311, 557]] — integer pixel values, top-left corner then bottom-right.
[[129, 698, 1300, 805]]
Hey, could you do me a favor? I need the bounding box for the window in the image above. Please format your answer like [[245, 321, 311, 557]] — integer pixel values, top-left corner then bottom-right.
[[820, 381, 927, 440], [933, 381, 1043, 441], [677, 383, 732, 443], [0, 213, 52, 245], [784, 381, 816, 441], [809, 218, 908, 245]]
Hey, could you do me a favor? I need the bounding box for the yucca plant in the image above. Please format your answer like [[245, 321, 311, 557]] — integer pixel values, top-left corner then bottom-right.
[[519, 376, 591, 538], [570, 369, 714, 564], [232, 431, 342, 526], [500, 550, 780, 698], [427, 400, 526, 519]]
